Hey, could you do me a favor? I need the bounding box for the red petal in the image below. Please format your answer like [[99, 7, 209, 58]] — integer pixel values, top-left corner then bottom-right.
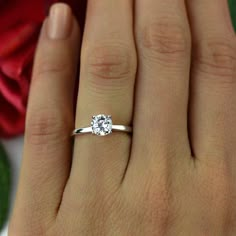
[[0, 94, 25, 138], [1, 42, 37, 80], [0, 22, 39, 58], [0, 0, 46, 32], [0, 73, 26, 112]]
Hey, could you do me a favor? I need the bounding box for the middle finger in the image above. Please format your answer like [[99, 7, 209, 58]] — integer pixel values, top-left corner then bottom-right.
[[128, 0, 192, 179]]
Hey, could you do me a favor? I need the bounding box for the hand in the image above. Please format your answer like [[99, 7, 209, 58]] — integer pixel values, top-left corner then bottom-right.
[[9, 1, 236, 235]]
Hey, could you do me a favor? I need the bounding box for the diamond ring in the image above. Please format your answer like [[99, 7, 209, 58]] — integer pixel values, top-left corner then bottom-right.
[[72, 114, 132, 137]]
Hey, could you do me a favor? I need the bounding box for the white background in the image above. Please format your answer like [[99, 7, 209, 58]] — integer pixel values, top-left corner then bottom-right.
[[1, 136, 24, 236]]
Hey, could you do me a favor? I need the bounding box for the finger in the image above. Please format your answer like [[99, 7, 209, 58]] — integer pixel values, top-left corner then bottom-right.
[[65, 0, 136, 207], [10, 4, 80, 231], [187, 0, 236, 161], [126, 0, 191, 180]]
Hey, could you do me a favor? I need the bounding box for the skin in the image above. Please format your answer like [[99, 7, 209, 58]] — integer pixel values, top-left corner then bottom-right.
[[9, 0, 236, 235]]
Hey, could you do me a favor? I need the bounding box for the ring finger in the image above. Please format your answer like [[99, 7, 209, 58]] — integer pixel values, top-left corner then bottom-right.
[[64, 0, 137, 208]]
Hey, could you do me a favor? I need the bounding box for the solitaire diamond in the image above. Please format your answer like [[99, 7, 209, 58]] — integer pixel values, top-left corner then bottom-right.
[[91, 114, 113, 136]]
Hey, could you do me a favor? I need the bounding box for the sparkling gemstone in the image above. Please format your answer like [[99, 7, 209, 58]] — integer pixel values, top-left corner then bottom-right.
[[91, 114, 113, 136]]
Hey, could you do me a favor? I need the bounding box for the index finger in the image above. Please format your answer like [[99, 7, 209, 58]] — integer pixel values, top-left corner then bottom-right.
[[10, 4, 80, 233]]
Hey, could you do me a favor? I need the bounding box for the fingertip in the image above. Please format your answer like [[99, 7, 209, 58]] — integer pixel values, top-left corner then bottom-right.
[[39, 3, 80, 43]]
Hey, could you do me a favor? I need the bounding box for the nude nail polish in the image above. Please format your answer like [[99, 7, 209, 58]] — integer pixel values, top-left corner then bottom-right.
[[48, 3, 72, 40]]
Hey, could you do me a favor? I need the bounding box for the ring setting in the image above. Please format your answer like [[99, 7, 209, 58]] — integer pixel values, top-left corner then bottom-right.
[[72, 114, 132, 137], [91, 114, 113, 136]]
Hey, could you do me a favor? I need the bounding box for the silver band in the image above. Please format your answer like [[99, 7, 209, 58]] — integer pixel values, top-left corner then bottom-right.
[[72, 125, 132, 136], [72, 114, 132, 137]]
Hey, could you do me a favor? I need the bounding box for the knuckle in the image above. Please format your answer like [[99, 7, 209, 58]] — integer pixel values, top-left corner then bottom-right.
[[26, 107, 70, 147], [194, 38, 236, 84], [8, 221, 46, 236], [85, 43, 136, 83], [199, 161, 232, 210], [34, 58, 73, 78], [137, 174, 174, 233], [138, 19, 190, 64]]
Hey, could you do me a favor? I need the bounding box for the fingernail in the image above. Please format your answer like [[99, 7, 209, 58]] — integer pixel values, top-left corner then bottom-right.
[[48, 3, 72, 39]]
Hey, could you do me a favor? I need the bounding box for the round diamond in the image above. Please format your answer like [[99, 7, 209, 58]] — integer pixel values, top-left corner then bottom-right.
[[91, 114, 113, 136]]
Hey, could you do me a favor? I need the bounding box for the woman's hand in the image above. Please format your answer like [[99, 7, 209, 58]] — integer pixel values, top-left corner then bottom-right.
[[9, 1, 236, 235]]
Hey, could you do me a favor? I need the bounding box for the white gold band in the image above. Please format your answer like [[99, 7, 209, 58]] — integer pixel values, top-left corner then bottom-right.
[[72, 125, 132, 136]]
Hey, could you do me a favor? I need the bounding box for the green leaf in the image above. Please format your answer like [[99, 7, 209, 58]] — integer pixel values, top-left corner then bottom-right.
[[0, 143, 11, 231], [229, 0, 236, 30]]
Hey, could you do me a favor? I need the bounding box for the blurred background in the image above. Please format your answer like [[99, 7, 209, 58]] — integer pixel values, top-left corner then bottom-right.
[[0, 1, 235, 235]]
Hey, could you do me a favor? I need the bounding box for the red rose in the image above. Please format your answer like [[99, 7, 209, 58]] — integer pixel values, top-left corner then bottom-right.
[[0, 0, 86, 138]]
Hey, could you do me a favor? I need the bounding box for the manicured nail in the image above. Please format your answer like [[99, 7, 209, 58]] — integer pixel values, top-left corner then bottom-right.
[[48, 3, 72, 39]]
